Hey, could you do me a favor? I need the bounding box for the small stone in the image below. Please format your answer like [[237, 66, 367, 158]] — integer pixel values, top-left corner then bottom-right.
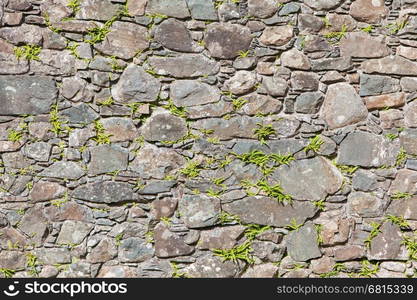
[[349, 0, 388, 23], [0, 251, 26, 270], [39, 161, 85, 180], [30, 181, 66, 202], [388, 169, 417, 196], [127, 0, 147, 16], [185, 0, 217, 21], [400, 77, 417, 92], [88, 145, 128, 175], [359, 74, 400, 97], [259, 25, 293, 47], [242, 93, 282, 115], [280, 48, 311, 70], [404, 101, 417, 127], [279, 3, 300, 16], [291, 71, 319, 91], [295, 91, 324, 114], [204, 23, 252, 59], [154, 223, 194, 258], [287, 222, 321, 262], [262, 76, 288, 97], [146, 0, 190, 19], [380, 109, 404, 129], [171, 80, 220, 107], [98, 266, 137, 278], [73, 181, 138, 204], [233, 57, 257, 70], [184, 253, 240, 278], [320, 83, 368, 129], [347, 191, 383, 218], [387, 196, 417, 220], [119, 238, 154, 262], [152, 197, 178, 219], [365, 93, 406, 110], [61, 103, 98, 124], [198, 226, 246, 250], [24, 142, 51, 162], [303, 0, 343, 10], [76, 0, 121, 21], [154, 18, 195, 53], [298, 14, 324, 34], [369, 222, 405, 260], [35, 248, 71, 265], [340, 32, 389, 59], [311, 57, 352, 72], [0, 141, 22, 152], [400, 129, 417, 155], [140, 180, 176, 194], [61, 77, 86, 101], [57, 220, 93, 245], [242, 263, 279, 278], [19, 205, 49, 246], [224, 71, 257, 95], [397, 46, 417, 60], [179, 194, 220, 229], [248, 0, 278, 18], [361, 56, 417, 76], [311, 257, 335, 274], [141, 110, 187, 142], [352, 170, 378, 192], [334, 245, 365, 261], [101, 117, 138, 142], [112, 64, 161, 103], [338, 131, 399, 167], [87, 238, 117, 263]]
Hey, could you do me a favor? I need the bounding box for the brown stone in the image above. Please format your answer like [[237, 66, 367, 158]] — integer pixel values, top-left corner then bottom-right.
[[152, 197, 178, 219], [0, 227, 27, 249], [127, 0, 147, 16], [311, 256, 335, 274], [248, 0, 278, 18], [404, 101, 417, 127], [365, 93, 406, 110], [397, 46, 417, 60], [97, 266, 137, 278], [340, 32, 389, 58], [242, 263, 279, 278], [259, 25, 293, 47], [197, 226, 246, 250], [369, 222, 406, 260], [29, 181, 66, 202], [334, 245, 365, 261], [155, 18, 196, 53], [0, 251, 26, 269], [0, 141, 23, 152], [87, 238, 117, 263], [387, 196, 417, 220], [350, 0, 389, 23]]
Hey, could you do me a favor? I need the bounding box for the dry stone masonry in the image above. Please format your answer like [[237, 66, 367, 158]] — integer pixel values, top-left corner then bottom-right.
[[0, 0, 417, 278]]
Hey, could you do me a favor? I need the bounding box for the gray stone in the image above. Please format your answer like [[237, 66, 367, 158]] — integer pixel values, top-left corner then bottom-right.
[[146, 0, 190, 19], [352, 170, 378, 192], [185, 253, 240, 278], [185, 0, 217, 20], [401, 77, 417, 92], [303, 0, 343, 10], [148, 54, 219, 78], [179, 194, 221, 228], [187, 100, 233, 119], [291, 71, 319, 91], [279, 3, 300, 16], [24, 142, 51, 162], [98, 266, 137, 278], [198, 226, 246, 250], [218, 2, 240, 22], [39, 161, 86, 180], [287, 222, 321, 262], [61, 103, 98, 124], [337, 131, 400, 167], [73, 181, 138, 203], [242, 93, 282, 115], [223, 197, 318, 227], [407, 160, 417, 171], [76, 0, 121, 20], [339, 32, 389, 58], [311, 57, 352, 72], [112, 64, 161, 103], [361, 56, 417, 76], [262, 76, 288, 97], [154, 223, 194, 258], [405, 101, 417, 128], [87, 238, 117, 263], [0, 24, 43, 45], [387, 196, 417, 220], [61, 77, 86, 100], [242, 263, 279, 278], [154, 18, 195, 52], [320, 83, 368, 129], [259, 25, 293, 46], [359, 74, 400, 97], [0, 251, 26, 270], [30, 50, 77, 76], [171, 80, 220, 107], [95, 21, 149, 59], [35, 248, 71, 265], [88, 145, 128, 175], [347, 191, 383, 217], [0, 75, 57, 116], [119, 237, 154, 262], [56, 220, 93, 245], [295, 91, 324, 114], [141, 111, 188, 142], [272, 157, 343, 201], [19, 205, 49, 245], [204, 23, 252, 59], [101, 117, 138, 143], [137, 258, 171, 278], [224, 71, 257, 95], [369, 222, 405, 260], [280, 48, 311, 70], [139, 180, 176, 194], [400, 129, 417, 155], [350, 0, 388, 23], [248, 0, 278, 18]]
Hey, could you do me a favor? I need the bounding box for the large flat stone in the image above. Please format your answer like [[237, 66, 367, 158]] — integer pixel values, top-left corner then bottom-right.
[[361, 56, 417, 76], [73, 181, 138, 203], [179, 194, 221, 228], [287, 222, 321, 262], [339, 32, 389, 58], [88, 145, 128, 175]]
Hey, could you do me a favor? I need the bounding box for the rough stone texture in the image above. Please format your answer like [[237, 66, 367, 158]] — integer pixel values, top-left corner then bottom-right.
[[171, 80, 220, 107], [73, 181, 138, 203], [179, 194, 220, 229], [369, 222, 405, 260], [287, 222, 321, 262], [339, 32, 389, 58], [350, 0, 388, 23], [146, 0, 190, 19], [154, 223, 194, 257], [259, 26, 293, 47], [154, 19, 195, 53], [347, 191, 383, 218], [141, 111, 187, 142], [88, 145, 128, 175]]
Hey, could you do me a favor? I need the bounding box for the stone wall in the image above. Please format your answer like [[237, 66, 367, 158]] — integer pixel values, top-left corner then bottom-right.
[[0, 0, 416, 278]]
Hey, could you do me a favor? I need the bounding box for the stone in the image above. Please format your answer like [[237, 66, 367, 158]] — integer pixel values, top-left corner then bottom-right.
[[320, 83, 368, 129], [223, 197, 318, 227], [272, 157, 343, 201], [87, 238, 117, 263], [119, 237, 154, 262], [0, 141, 23, 152], [279, 3, 300, 16], [361, 56, 417, 76], [0, 75, 57, 116], [397, 46, 417, 60], [400, 129, 417, 155], [57, 220, 93, 245], [152, 197, 178, 219], [187, 101, 233, 119], [19, 205, 49, 245], [29, 181, 66, 202], [369, 222, 405, 260], [400, 77, 417, 92], [311, 257, 335, 274], [148, 54, 219, 78], [352, 170, 378, 192], [387, 196, 417, 220], [365, 93, 406, 110], [88, 145, 128, 175], [35, 248, 71, 265], [141, 111, 188, 142], [347, 191, 383, 218], [311, 57, 352, 72], [185, 253, 240, 278], [334, 245, 365, 261], [95, 21, 149, 60], [248, 0, 278, 18], [61, 77, 86, 101], [224, 71, 257, 95], [61, 103, 98, 124], [30, 50, 77, 76], [198, 226, 246, 250], [154, 223, 194, 257], [170, 80, 220, 107], [298, 14, 324, 34], [337, 131, 400, 167], [185, 0, 217, 21], [112, 64, 161, 103], [242, 93, 282, 115], [73, 181, 138, 204], [280, 48, 311, 70], [98, 266, 137, 278], [303, 0, 343, 10], [404, 101, 417, 127], [388, 169, 417, 195], [204, 23, 252, 59], [39, 161, 86, 180], [291, 71, 319, 91], [380, 109, 404, 129], [146, 0, 190, 19], [0, 24, 42, 45], [127, 0, 147, 16], [77, 0, 121, 21], [259, 26, 293, 47], [24, 142, 51, 162], [287, 222, 321, 262], [140, 180, 176, 194], [350, 0, 388, 23], [295, 91, 324, 114], [179, 194, 220, 228], [359, 74, 400, 97], [45, 202, 94, 223], [262, 76, 288, 97], [0, 251, 26, 270], [339, 32, 389, 58], [0, 228, 26, 249], [101, 117, 138, 142], [242, 263, 279, 278], [129, 143, 185, 179], [154, 19, 195, 52]]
